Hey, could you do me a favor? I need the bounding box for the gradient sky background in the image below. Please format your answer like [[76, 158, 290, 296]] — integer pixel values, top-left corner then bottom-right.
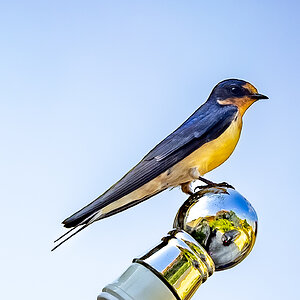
[[1, 1, 299, 299]]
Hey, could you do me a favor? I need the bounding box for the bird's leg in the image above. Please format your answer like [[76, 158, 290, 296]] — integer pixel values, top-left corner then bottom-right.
[[198, 176, 215, 185], [189, 167, 216, 186], [189, 167, 234, 193], [181, 182, 194, 195]]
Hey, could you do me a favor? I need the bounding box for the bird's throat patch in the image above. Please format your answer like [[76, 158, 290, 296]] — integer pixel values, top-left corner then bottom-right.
[[217, 97, 256, 116]]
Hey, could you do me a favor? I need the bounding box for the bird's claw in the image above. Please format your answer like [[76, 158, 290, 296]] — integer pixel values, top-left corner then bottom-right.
[[217, 182, 235, 189], [194, 181, 235, 193]]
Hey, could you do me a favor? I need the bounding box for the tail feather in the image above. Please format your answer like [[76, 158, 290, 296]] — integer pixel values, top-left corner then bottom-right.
[[53, 189, 166, 251], [62, 193, 109, 228], [51, 223, 89, 251], [53, 226, 78, 243], [62, 202, 99, 228], [62, 211, 91, 228], [52, 213, 97, 251]]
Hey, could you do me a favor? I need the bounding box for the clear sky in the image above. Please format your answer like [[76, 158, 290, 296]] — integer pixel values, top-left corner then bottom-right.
[[1, 1, 299, 299]]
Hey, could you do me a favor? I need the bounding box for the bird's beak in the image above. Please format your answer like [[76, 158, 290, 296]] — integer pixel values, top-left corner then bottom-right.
[[251, 93, 269, 100]]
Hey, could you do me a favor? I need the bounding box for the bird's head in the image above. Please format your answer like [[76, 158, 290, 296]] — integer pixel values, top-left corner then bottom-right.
[[209, 79, 268, 116]]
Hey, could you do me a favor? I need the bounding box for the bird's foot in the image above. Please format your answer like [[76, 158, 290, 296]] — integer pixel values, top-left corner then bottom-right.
[[216, 182, 235, 189], [194, 178, 235, 193]]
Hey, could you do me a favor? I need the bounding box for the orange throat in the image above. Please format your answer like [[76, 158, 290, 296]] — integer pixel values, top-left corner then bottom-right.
[[217, 97, 256, 116]]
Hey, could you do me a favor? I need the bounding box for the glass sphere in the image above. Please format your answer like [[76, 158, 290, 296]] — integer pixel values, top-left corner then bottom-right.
[[173, 186, 257, 271]]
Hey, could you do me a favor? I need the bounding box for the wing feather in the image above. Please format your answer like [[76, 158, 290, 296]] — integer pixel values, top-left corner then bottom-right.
[[63, 103, 238, 227]]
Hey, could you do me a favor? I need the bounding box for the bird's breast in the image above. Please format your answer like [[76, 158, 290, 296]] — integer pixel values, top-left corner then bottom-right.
[[177, 112, 243, 176]]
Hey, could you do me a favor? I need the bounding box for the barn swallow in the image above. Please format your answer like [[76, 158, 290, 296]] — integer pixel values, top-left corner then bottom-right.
[[52, 79, 268, 250]]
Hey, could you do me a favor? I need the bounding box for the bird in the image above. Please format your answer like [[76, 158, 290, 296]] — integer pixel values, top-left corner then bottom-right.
[[52, 78, 268, 250]]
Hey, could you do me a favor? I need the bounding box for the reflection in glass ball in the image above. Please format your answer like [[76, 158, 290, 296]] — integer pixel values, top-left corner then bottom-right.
[[173, 186, 257, 271]]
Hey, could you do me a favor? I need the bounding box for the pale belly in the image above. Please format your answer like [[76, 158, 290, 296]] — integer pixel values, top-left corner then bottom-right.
[[101, 114, 242, 215]]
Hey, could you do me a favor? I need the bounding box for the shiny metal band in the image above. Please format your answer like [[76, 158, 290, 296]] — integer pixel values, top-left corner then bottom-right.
[[134, 229, 215, 300]]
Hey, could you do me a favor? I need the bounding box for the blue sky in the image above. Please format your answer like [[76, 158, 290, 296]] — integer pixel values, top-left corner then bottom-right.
[[1, 1, 299, 299]]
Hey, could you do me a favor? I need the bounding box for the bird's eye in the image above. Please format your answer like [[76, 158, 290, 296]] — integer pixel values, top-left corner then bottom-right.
[[230, 86, 242, 96]]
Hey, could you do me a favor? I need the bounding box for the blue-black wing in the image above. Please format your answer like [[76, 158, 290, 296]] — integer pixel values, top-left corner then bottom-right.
[[63, 102, 238, 227]]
